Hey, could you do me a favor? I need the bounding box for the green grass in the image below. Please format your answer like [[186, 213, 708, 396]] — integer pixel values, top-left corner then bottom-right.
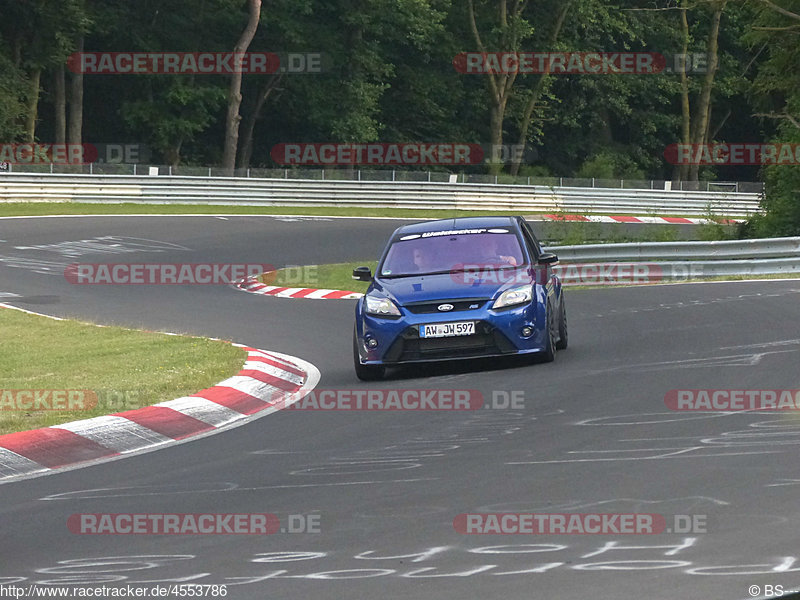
[[259, 261, 377, 293], [258, 260, 800, 295], [0, 202, 750, 222], [0, 308, 247, 435], [0, 203, 556, 219]]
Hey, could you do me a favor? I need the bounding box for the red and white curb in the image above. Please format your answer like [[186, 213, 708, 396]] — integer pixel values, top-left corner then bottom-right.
[[0, 337, 320, 484], [539, 214, 743, 224], [234, 276, 363, 300]]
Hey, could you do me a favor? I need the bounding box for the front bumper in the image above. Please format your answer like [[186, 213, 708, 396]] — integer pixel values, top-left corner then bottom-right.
[[355, 298, 549, 365]]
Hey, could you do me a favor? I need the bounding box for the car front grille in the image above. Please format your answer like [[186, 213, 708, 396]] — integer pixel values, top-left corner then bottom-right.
[[383, 321, 516, 363], [402, 298, 490, 314]]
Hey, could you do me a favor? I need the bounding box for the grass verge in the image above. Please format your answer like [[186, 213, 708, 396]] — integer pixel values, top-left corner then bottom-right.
[[0, 202, 747, 222], [257, 261, 800, 295], [259, 262, 376, 294], [0, 307, 247, 436]]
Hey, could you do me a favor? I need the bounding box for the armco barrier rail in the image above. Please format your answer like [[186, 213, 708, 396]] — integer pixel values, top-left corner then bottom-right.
[[0, 162, 766, 193], [0, 173, 763, 217], [546, 237, 800, 278]]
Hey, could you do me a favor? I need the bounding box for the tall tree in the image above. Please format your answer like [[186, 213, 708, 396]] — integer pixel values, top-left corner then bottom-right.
[[687, 0, 727, 181], [508, 0, 571, 176], [467, 0, 533, 175], [742, 0, 800, 236], [0, 45, 27, 142], [222, 0, 262, 174], [0, 0, 88, 142]]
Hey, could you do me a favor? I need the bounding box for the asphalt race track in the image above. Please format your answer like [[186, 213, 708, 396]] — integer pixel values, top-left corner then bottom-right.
[[1, 215, 799, 600]]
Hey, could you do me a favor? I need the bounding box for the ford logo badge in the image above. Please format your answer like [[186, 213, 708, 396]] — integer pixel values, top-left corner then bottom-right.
[[438, 303, 454, 312]]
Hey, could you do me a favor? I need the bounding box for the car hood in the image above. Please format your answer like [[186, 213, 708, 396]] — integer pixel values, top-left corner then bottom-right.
[[372, 269, 534, 304]]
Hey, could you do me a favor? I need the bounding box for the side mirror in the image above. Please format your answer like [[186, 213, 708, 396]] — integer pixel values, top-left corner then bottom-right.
[[352, 266, 373, 281], [538, 252, 559, 265]]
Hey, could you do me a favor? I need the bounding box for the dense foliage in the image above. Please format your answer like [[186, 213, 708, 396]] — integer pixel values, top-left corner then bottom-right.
[[0, 0, 798, 234]]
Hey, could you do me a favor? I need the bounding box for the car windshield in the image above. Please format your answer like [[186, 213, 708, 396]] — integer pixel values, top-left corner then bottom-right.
[[380, 229, 525, 277]]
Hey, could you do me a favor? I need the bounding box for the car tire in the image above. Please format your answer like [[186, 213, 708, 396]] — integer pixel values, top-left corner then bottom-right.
[[535, 301, 557, 363], [353, 330, 385, 381], [556, 294, 568, 350]]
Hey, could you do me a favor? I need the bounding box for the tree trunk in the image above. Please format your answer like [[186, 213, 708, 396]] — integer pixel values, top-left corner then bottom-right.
[[469, 0, 521, 177], [688, 0, 725, 181], [25, 69, 41, 143], [222, 0, 262, 176], [54, 66, 66, 145], [68, 36, 84, 147], [509, 0, 571, 176], [675, 0, 691, 182], [165, 139, 183, 168], [238, 73, 283, 169]]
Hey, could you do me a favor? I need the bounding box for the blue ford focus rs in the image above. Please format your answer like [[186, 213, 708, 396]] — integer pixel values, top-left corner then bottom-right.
[[352, 216, 567, 380]]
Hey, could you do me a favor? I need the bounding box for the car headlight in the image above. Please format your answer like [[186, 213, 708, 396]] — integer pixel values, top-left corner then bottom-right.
[[492, 285, 533, 309], [365, 295, 401, 316]]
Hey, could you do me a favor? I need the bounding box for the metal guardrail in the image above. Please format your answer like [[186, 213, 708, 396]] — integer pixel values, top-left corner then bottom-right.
[[549, 237, 800, 261], [0, 172, 763, 217], [0, 162, 766, 194], [545, 237, 800, 279]]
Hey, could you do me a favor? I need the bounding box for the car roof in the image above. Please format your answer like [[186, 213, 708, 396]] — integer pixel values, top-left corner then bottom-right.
[[393, 216, 519, 236]]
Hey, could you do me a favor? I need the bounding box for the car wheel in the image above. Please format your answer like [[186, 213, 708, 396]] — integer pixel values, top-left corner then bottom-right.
[[535, 301, 557, 363], [556, 294, 568, 350], [353, 330, 385, 381]]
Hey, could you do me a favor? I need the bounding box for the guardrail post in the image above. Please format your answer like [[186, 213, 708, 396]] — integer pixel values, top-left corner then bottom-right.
[[247, 168, 251, 178], [133, 164, 137, 176], [321, 169, 325, 181], [89, 162, 93, 175], [358, 170, 361, 181], [592, 177, 595, 188]]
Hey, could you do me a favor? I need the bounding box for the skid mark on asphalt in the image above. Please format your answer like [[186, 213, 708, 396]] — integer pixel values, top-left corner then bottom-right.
[[508, 413, 800, 465], [587, 349, 797, 374], [0, 236, 192, 275], [718, 338, 800, 351], [482, 496, 731, 512], [38, 478, 438, 501], [12, 236, 190, 257], [588, 288, 800, 318], [0, 255, 72, 274]]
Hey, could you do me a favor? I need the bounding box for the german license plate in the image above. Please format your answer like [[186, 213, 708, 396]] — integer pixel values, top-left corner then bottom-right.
[[419, 321, 475, 338]]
